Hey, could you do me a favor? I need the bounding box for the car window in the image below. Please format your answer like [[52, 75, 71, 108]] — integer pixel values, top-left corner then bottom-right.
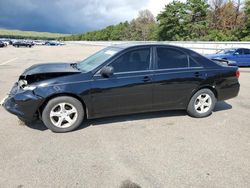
[[110, 48, 150, 73], [189, 57, 201, 67], [236, 49, 244, 55], [156, 48, 188, 69], [243, 49, 250, 55], [78, 47, 120, 72]]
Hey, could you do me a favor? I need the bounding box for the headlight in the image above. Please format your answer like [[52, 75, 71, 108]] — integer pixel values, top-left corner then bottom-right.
[[23, 85, 36, 90], [18, 79, 27, 87]]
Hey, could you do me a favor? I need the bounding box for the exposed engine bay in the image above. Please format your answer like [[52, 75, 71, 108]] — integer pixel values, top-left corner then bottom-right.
[[18, 72, 78, 87]]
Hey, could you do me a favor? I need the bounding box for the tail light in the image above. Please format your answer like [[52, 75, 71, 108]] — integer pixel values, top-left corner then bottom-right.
[[236, 70, 240, 78]]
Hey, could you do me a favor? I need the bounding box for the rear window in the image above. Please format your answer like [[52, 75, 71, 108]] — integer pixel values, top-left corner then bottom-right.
[[188, 56, 202, 67], [156, 48, 188, 69], [187, 49, 218, 68], [243, 49, 250, 54]]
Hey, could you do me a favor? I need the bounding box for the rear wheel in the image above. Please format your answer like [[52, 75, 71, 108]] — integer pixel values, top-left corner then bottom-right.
[[187, 89, 216, 118], [42, 96, 84, 132]]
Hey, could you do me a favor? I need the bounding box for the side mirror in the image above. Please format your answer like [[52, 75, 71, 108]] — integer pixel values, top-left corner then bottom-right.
[[234, 52, 239, 55], [100, 66, 114, 77]]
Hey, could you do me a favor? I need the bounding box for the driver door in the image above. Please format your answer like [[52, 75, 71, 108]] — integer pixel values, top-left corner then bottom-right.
[[233, 49, 245, 66], [90, 47, 154, 118]]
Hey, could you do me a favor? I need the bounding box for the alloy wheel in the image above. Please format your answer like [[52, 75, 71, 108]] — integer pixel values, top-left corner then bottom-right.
[[50, 102, 78, 128], [194, 93, 212, 114]]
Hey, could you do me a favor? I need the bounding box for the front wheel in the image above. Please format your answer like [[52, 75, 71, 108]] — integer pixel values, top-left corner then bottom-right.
[[42, 96, 84, 132], [187, 89, 216, 118]]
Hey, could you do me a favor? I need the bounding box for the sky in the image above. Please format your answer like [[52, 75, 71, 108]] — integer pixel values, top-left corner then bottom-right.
[[0, 0, 169, 34]]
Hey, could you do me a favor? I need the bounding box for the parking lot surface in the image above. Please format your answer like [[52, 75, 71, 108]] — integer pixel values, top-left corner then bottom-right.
[[0, 44, 249, 188]]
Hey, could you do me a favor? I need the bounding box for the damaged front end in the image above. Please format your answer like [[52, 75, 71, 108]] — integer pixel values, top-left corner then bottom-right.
[[19, 72, 80, 86], [1, 81, 44, 121], [1, 62, 82, 121]]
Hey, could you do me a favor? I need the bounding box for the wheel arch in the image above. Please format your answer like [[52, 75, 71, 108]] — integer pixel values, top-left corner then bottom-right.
[[38, 93, 88, 120], [196, 85, 218, 99], [188, 85, 218, 108]]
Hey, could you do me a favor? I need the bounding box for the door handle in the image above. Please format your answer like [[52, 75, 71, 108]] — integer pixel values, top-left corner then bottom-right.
[[143, 76, 151, 82], [194, 72, 202, 77]]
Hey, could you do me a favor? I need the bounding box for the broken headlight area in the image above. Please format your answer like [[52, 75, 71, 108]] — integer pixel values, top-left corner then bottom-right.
[[17, 79, 36, 91]]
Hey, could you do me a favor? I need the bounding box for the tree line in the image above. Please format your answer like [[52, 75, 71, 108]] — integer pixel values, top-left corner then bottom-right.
[[0, 29, 68, 40], [61, 0, 250, 41]]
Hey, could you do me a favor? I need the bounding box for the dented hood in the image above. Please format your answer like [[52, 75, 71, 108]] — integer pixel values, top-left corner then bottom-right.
[[21, 63, 81, 77], [19, 63, 82, 84]]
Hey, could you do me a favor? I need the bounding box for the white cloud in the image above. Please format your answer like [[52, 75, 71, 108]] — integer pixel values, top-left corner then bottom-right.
[[144, 0, 172, 16]]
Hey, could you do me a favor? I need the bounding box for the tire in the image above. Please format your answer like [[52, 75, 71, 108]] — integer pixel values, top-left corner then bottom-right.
[[42, 96, 84, 133], [187, 89, 216, 118]]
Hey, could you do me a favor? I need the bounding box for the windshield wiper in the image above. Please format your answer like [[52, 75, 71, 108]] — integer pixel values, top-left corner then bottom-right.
[[70, 63, 81, 71]]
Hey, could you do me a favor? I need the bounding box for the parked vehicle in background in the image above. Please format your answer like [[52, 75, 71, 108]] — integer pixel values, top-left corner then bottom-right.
[[0, 39, 9, 46], [1, 44, 240, 132], [12, 40, 34, 48], [206, 48, 250, 66], [0, 41, 6, 48], [33, 40, 46, 45], [45, 40, 65, 46]]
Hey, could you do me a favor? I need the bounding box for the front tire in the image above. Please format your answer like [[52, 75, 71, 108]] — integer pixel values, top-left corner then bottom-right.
[[187, 89, 216, 118], [42, 96, 84, 132]]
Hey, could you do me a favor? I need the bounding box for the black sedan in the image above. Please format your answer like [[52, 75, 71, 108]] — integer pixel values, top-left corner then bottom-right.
[[13, 41, 34, 48], [1, 44, 240, 132], [0, 41, 6, 48]]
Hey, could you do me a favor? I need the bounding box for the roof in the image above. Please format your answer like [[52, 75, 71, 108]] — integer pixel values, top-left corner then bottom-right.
[[112, 42, 176, 49]]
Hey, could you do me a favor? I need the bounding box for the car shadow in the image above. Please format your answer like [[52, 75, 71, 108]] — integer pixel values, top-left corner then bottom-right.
[[25, 110, 187, 131], [25, 120, 48, 131], [213, 101, 232, 112], [25, 101, 232, 132], [79, 110, 187, 129]]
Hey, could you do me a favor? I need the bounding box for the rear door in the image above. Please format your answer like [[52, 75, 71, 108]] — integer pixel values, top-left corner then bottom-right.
[[242, 49, 250, 66], [152, 47, 206, 110]]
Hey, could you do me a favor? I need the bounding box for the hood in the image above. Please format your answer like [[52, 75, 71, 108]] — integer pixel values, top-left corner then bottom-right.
[[21, 63, 81, 76], [20, 63, 81, 84]]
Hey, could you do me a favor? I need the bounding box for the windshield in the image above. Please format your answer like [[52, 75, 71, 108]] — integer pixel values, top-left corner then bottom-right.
[[78, 47, 120, 72], [216, 49, 236, 54]]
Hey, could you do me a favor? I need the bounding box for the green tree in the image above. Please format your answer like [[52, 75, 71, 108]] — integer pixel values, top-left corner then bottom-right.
[[241, 0, 250, 40], [185, 0, 209, 40], [157, 1, 188, 40], [157, 0, 209, 41]]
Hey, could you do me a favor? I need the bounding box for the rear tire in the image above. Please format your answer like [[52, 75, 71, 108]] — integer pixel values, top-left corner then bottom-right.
[[187, 89, 216, 118], [42, 96, 84, 133]]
